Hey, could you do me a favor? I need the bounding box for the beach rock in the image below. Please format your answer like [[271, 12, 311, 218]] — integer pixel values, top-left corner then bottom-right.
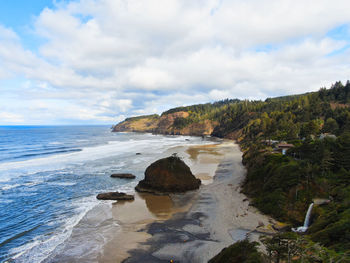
[[313, 198, 331, 205], [272, 222, 291, 232], [96, 192, 134, 201], [257, 221, 265, 228], [110, 173, 136, 179], [135, 156, 201, 194]]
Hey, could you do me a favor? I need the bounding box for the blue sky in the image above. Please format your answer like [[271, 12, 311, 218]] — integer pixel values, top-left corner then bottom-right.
[[1, 0, 350, 125], [0, 1, 54, 28]]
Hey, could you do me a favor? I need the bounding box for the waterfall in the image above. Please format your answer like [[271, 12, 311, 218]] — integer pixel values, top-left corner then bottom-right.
[[292, 203, 314, 233]]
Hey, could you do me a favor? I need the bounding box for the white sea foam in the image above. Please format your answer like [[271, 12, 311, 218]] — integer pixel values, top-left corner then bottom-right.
[[0, 183, 21, 191], [0, 181, 45, 191], [0, 135, 207, 179], [48, 142, 62, 145], [0, 199, 13, 204], [2, 134, 215, 261], [10, 195, 98, 263], [9, 181, 134, 262], [47, 182, 77, 186]]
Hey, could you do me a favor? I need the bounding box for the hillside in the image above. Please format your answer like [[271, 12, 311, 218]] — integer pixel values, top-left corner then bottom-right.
[[113, 81, 350, 260], [113, 100, 240, 135]]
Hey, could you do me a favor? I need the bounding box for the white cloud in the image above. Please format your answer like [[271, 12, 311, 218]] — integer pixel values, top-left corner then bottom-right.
[[1, 0, 350, 124], [0, 112, 24, 123]]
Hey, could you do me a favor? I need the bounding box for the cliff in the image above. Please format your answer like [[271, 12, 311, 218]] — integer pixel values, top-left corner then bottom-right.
[[113, 111, 217, 136], [112, 114, 160, 132]]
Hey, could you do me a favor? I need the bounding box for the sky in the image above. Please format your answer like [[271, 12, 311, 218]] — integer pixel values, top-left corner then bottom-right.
[[1, 0, 350, 125]]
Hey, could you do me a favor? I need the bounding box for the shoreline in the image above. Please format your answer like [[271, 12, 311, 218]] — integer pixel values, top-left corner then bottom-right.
[[110, 140, 275, 263], [46, 137, 275, 263], [98, 140, 225, 262]]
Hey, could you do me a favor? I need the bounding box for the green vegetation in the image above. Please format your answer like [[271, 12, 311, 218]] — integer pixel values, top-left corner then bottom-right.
[[124, 114, 159, 122], [188, 81, 350, 259], [261, 233, 349, 262], [116, 81, 350, 259], [208, 240, 265, 263], [239, 83, 350, 255]]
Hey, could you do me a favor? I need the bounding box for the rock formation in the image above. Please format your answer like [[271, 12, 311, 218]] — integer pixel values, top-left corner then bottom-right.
[[96, 192, 134, 201], [110, 173, 136, 179], [135, 156, 201, 194], [113, 111, 217, 136]]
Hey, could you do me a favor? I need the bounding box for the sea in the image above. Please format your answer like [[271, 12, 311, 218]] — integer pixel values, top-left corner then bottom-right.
[[0, 126, 209, 262]]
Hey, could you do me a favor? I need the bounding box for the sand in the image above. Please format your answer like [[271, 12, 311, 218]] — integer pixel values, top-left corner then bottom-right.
[[100, 140, 276, 263]]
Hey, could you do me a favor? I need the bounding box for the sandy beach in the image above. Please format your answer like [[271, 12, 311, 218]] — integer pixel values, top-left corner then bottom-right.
[[95, 140, 275, 263]]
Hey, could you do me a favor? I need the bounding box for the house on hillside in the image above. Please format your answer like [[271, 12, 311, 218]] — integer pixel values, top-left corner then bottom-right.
[[277, 143, 294, 155], [319, 133, 337, 140], [262, 139, 279, 146]]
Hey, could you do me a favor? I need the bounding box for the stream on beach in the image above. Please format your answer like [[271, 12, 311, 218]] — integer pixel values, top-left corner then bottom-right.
[[0, 126, 216, 262]]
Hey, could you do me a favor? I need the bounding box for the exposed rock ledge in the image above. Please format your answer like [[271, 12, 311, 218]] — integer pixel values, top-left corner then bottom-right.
[[112, 112, 217, 136], [110, 173, 136, 179], [135, 156, 201, 194], [96, 192, 135, 201]]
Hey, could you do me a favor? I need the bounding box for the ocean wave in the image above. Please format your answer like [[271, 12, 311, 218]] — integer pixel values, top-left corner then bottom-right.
[[0, 181, 44, 191], [48, 142, 62, 145], [0, 199, 13, 204], [0, 184, 21, 191], [47, 182, 76, 186], [12, 149, 82, 160], [0, 136, 195, 175], [9, 195, 98, 263]]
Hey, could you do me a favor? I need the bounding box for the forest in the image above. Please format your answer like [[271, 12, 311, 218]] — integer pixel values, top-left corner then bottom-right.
[[115, 81, 350, 262], [165, 81, 350, 262]]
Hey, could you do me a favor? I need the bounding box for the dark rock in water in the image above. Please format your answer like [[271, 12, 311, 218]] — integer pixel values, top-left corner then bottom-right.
[[110, 173, 136, 179], [136, 153, 141, 155], [96, 192, 134, 200], [135, 156, 201, 194]]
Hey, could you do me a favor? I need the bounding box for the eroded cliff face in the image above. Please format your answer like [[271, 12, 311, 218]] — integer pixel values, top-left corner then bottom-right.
[[155, 111, 189, 134], [112, 115, 160, 132], [113, 111, 217, 136], [172, 120, 218, 136]]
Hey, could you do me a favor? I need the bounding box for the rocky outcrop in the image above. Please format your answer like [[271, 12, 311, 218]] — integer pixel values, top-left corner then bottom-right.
[[113, 111, 217, 136], [110, 173, 136, 179], [172, 120, 217, 136], [112, 114, 160, 132], [96, 192, 134, 200], [155, 111, 189, 134], [135, 156, 201, 194]]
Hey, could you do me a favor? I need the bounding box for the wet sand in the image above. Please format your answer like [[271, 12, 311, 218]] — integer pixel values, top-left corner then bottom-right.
[[50, 139, 275, 263], [120, 141, 276, 263], [98, 141, 226, 262]]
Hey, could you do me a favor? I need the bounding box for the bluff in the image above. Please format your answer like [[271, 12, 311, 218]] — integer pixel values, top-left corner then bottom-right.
[[113, 111, 217, 135], [112, 114, 159, 132]]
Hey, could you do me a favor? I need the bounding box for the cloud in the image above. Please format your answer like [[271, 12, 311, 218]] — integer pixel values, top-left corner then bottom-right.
[[1, 0, 350, 124], [0, 111, 24, 123]]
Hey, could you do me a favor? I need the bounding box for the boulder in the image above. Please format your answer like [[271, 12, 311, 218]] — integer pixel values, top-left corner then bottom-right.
[[96, 192, 134, 201], [272, 222, 291, 232], [135, 156, 201, 194], [110, 173, 136, 179]]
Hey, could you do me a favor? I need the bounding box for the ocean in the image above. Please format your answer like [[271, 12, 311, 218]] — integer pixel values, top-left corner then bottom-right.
[[0, 126, 208, 262]]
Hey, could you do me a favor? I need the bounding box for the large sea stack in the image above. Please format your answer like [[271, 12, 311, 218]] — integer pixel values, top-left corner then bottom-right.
[[135, 156, 201, 194]]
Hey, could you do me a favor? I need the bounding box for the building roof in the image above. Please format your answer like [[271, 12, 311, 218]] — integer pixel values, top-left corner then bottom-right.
[[277, 143, 294, 148]]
